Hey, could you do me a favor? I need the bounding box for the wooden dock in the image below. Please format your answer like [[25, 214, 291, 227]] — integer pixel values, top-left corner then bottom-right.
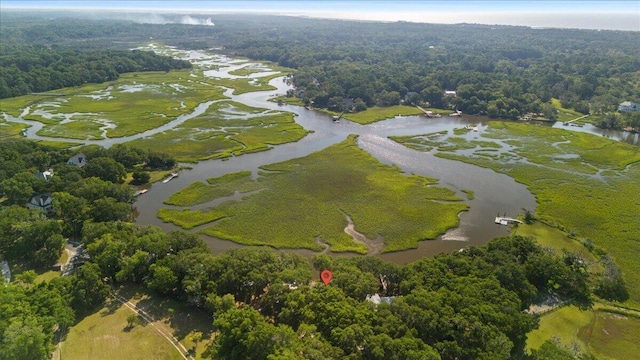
[[495, 216, 523, 225], [563, 114, 589, 126], [416, 106, 441, 118]]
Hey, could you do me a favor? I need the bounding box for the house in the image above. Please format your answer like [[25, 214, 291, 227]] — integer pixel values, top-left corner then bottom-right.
[[27, 193, 53, 213], [444, 90, 457, 96], [67, 153, 87, 168], [366, 294, 398, 305], [618, 101, 639, 113], [34, 169, 53, 181]]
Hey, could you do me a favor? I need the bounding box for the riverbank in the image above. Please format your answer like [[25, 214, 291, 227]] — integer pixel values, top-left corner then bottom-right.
[[161, 135, 468, 254], [392, 120, 640, 306]]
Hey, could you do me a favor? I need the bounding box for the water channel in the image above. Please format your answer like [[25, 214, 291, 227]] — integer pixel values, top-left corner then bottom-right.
[[5, 49, 638, 264]]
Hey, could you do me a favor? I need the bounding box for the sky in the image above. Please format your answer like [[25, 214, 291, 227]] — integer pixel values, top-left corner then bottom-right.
[[2, 1, 639, 31]]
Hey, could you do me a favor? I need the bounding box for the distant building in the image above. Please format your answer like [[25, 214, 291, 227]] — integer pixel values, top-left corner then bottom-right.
[[67, 153, 87, 168], [34, 169, 54, 181], [366, 294, 398, 305], [618, 101, 639, 113], [444, 90, 457, 96], [27, 193, 53, 213]]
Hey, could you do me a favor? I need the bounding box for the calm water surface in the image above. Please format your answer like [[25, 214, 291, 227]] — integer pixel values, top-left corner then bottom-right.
[[6, 49, 637, 264]]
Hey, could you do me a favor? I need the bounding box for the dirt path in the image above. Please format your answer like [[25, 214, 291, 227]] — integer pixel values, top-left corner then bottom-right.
[[112, 293, 193, 360]]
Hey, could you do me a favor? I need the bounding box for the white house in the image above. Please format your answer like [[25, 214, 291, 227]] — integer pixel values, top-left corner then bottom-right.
[[618, 101, 639, 113], [27, 193, 53, 213], [34, 169, 54, 181]]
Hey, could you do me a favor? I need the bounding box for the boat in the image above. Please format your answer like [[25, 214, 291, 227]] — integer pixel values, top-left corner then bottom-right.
[[134, 189, 149, 197], [162, 172, 179, 183]]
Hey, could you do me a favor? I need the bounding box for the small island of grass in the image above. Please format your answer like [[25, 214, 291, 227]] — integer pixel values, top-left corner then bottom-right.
[[159, 135, 468, 254]]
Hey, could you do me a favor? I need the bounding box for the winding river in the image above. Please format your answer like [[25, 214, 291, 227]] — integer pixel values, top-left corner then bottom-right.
[[5, 49, 638, 264]]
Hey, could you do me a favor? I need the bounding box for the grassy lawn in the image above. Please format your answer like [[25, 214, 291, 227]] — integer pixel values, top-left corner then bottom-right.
[[60, 284, 215, 360], [34, 249, 68, 283], [339, 105, 425, 124], [527, 305, 640, 359], [551, 98, 585, 122], [514, 222, 598, 264], [392, 121, 640, 306], [162, 135, 468, 254]]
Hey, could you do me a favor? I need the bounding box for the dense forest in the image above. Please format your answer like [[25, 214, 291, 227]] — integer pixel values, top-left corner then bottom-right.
[[0, 139, 616, 359], [2, 12, 638, 128], [0, 46, 192, 99], [0, 11, 637, 359]]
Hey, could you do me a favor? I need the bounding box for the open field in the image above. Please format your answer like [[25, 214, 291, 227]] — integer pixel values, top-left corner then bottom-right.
[[527, 305, 640, 359], [127, 101, 309, 162], [392, 121, 640, 306], [60, 285, 214, 360], [161, 135, 468, 254]]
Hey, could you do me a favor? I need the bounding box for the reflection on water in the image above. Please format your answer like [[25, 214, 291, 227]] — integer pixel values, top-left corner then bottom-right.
[[5, 47, 637, 264]]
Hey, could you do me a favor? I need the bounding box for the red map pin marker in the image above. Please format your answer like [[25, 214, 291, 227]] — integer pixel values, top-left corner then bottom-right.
[[320, 269, 333, 285]]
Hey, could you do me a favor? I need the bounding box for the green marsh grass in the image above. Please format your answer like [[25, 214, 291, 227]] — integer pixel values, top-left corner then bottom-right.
[[461, 189, 475, 200], [0, 120, 25, 138], [393, 121, 640, 306], [269, 95, 305, 106], [341, 105, 424, 124], [164, 135, 468, 253], [527, 305, 640, 360], [128, 102, 308, 162], [0, 94, 52, 117], [164, 171, 261, 206], [158, 208, 227, 229]]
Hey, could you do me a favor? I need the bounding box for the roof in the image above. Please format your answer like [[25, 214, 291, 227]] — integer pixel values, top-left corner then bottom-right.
[[67, 153, 87, 167], [28, 193, 53, 207], [34, 170, 53, 180]]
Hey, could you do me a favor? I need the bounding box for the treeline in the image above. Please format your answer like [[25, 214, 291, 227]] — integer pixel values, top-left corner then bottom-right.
[[0, 140, 176, 267], [0, 229, 202, 360], [0, 45, 192, 99], [209, 16, 639, 120], [0, 139, 621, 359], [75, 224, 597, 360], [2, 13, 638, 123]]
